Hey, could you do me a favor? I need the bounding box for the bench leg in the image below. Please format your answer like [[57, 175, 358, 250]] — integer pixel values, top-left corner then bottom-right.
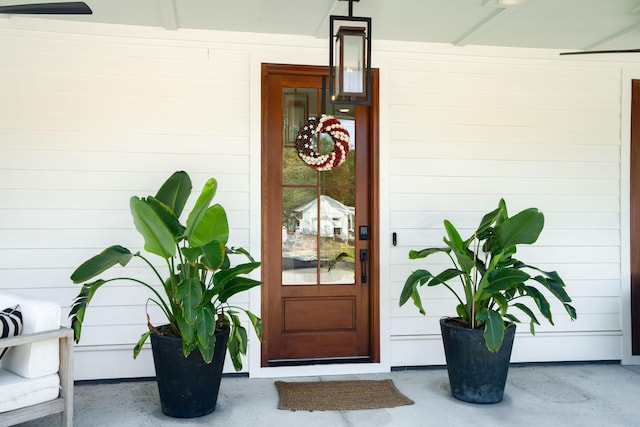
[[59, 330, 74, 427]]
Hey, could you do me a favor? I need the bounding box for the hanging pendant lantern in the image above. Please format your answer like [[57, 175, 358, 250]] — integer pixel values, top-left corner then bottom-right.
[[329, 0, 372, 105]]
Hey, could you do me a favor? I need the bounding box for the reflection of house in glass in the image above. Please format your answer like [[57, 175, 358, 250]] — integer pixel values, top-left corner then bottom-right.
[[282, 195, 355, 285], [294, 195, 354, 241]]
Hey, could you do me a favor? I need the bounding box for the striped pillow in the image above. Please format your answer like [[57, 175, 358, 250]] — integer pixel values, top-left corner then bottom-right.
[[0, 305, 23, 360]]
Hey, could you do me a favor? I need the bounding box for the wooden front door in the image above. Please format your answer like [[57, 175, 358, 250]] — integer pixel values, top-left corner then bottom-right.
[[261, 63, 379, 366]]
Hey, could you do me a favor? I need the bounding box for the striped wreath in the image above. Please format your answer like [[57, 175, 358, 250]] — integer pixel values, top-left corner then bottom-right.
[[296, 114, 350, 171]]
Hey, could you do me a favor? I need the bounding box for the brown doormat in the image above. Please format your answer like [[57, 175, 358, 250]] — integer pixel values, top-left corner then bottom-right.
[[275, 379, 414, 411]]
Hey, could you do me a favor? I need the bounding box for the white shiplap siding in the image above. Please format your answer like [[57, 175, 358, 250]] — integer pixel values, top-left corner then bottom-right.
[[0, 24, 254, 379], [388, 55, 623, 365], [0, 18, 631, 378]]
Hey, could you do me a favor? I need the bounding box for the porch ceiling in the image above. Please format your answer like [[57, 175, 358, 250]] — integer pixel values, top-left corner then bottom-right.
[[2, 0, 640, 52]]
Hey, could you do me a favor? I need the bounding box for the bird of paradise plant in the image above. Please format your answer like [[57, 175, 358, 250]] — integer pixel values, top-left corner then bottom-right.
[[400, 199, 576, 351]]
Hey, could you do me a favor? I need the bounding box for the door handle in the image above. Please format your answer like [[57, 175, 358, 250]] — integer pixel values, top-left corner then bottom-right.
[[360, 249, 368, 284]]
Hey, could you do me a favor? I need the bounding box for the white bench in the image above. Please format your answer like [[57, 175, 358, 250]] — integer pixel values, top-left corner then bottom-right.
[[0, 292, 73, 426]]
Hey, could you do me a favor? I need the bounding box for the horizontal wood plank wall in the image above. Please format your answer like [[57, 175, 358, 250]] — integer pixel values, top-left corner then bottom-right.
[[0, 19, 628, 378], [0, 24, 255, 379], [388, 53, 623, 365]]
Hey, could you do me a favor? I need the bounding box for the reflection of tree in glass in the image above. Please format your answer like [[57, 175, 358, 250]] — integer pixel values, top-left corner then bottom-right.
[[282, 188, 315, 232], [282, 143, 355, 235], [318, 134, 334, 154]]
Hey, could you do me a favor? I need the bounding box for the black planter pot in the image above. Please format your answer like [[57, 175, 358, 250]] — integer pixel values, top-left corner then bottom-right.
[[150, 325, 229, 418], [440, 317, 516, 404]]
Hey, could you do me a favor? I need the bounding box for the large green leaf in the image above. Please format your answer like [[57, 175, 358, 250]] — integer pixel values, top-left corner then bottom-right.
[[399, 269, 433, 313], [235, 325, 248, 356], [477, 309, 506, 352], [195, 306, 216, 363], [227, 329, 242, 371], [185, 178, 217, 240], [492, 293, 509, 315], [70, 245, 133, 283], [523, 264, 574, 303], [182, 332, 198, 358], [196, 306, 216, 340], [456, 303, 468, 319], [428, 268, 464, 287], [444, 220, 475, 272], [475, 200, 506, 236], [180, 240, 226, 271], [189, 204, 229, 247], [409, 247, 450, 259], [227, 246, 256, 263], [218, 276, 262, 303], [146, 196, 185, 240], [69, 279, 107, 342], [228, 312, 248, 371], [246, 310, 263, 341], [480, 268, 531, 294], [523, 285, 553, 324], [155, 170, 192, 218], [532, 274, 576, 318], [176, 315, 195, 345], [514, 302, 541, 335], [130, 196, 176, 259], [213, 261, 261, 288], [530, 275, 577, 319], [444, 220, 464, 251], [177, 278, 203, 324], [181, 246, 202, 264], [200, 240, 226, 271], [566, 303, 577, 320], [133, 331, 151, 359], [495, 208, 544, 248], [229, 311, 247, 354]]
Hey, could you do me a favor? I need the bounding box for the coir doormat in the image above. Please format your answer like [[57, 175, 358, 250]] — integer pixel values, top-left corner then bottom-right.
[[275, 379, 414, 411]]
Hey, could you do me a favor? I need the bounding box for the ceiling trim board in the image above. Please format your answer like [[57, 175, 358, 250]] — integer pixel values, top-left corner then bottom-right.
[[314, 0, 339, 39], [157, 0, 178, 31], [454, 8, 506, 47]]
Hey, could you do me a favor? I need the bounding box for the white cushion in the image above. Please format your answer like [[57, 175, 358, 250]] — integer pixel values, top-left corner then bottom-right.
[[0, 292, 61, 378], [0, 369, 59, 413]]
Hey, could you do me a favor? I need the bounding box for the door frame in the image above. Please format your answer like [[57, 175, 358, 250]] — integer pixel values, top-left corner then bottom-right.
[[632, 80, 640, 356], [259, 63, 381, 369], [622, 72, 640, 365]]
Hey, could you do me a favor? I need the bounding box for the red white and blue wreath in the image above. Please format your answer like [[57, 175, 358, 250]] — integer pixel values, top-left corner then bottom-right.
[[296, 114, 350, 171]]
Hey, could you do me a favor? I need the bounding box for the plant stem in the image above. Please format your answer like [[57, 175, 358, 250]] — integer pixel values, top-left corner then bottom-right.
[[446, 251, 471, 322], [472, 233, 478, 329], [103, 276, 173, 324]]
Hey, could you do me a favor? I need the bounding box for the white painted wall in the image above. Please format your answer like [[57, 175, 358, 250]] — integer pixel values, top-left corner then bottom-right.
[[386, 46, 627, 365], [0, 17, 636, 380]]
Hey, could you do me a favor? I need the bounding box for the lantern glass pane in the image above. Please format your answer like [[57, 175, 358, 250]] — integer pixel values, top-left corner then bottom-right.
[[341, 32, 365, 95]]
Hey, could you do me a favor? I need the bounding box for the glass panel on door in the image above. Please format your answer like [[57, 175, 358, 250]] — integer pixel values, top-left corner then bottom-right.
[[319, 188, 355, 285], [282, 187, 317, 285], [282, 88, 318, 186], [280, 86, 357, 287]]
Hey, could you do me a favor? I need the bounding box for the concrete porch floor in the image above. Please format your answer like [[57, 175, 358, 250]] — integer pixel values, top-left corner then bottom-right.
[[16, 362, 640, 427]]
